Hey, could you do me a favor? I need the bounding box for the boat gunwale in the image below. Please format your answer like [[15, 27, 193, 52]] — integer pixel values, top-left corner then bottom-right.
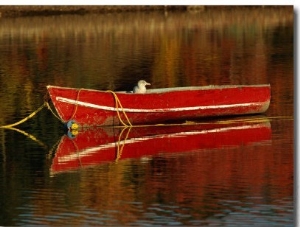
[[47, 84, 271, 95]]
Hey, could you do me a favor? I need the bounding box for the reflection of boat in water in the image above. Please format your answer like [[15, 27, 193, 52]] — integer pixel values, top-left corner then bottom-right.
[[50, 117, 271, 175]]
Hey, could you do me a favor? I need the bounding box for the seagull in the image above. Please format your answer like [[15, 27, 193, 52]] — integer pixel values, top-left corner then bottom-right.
[[133, 80, 151, 94]]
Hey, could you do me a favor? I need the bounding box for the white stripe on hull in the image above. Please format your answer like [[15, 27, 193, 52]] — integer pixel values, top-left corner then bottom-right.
[[56, 96, 262, 113]]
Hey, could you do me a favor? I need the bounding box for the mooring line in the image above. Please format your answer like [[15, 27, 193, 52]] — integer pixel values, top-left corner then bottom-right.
[[5, 127, 48, 148], [45, 101, 64, 123], [0, 103, 46, 129], [0, 96, 293, 130]]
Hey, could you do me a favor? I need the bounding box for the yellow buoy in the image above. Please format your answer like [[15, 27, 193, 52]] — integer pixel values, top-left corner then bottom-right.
[[70, 122, 79, 130]]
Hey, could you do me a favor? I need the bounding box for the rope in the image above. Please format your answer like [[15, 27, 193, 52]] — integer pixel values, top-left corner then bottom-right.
[[70, 88, 82, 121], [108, 115, 293, 129], [71, 139, 82, 168], [0, 87, 292, 130], [214, 116, 293, 125], [115, 126, 132, 162], [106, 90, 132, 127], [0, 102, 46, 129], [45, 88, 82, 125], [45, 101, 64, 123], [5, 126, 48, 148], [47, 88, 133, 127]]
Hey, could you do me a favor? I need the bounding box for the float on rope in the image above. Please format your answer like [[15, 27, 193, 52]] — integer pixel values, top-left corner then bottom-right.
[[66, 120, 79, 131]]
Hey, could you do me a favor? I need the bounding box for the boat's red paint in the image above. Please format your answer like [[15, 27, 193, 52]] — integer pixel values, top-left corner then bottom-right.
[[50, 119, 271, 174], [47, 84, 270, 127]]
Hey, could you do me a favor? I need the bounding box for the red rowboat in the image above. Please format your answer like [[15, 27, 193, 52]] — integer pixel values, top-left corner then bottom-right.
[[46, 84, 270, 127], [50, 117, 271, 174]]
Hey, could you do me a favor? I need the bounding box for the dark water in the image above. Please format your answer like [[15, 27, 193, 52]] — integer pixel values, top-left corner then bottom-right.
[[0, 7, 294, 226]]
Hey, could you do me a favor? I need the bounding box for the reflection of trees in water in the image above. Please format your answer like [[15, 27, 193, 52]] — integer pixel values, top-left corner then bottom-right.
[[0, 7, 293, 123], [0, 7, 293, 226]]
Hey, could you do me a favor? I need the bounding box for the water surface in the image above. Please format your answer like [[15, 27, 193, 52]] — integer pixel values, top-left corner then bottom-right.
[[0, 7, 294, 226]]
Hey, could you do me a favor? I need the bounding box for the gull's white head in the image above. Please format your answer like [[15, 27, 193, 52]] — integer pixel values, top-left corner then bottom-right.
[[138, 80, 151, 87], [133, 80, 151, 93]]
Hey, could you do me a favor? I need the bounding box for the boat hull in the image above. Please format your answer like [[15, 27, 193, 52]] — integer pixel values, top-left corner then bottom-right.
[[47, 84, 270, 127]]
